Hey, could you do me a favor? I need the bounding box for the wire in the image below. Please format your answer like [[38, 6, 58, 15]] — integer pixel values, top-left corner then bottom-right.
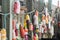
[[0, 13, 10, 15]]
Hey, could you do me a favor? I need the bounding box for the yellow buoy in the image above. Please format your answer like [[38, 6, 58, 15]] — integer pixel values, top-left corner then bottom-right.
[[25, 14, 30, 20], [1, 28, 6, 40]]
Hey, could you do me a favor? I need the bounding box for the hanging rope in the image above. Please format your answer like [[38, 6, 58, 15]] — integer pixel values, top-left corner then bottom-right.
[[0, 13, 10, 28]]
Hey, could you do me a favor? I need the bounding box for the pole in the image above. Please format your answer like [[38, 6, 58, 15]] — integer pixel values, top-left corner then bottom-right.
[[10, 0, 13, 40]]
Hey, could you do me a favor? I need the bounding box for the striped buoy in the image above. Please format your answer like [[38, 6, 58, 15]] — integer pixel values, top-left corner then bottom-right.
[[12, 19, 17, 39], [13, 0, 20, 14], [1, 28, 6, 40]]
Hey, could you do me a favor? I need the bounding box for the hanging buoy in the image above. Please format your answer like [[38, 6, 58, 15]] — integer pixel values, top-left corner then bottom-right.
[[42, 14, 45, 21], [15, 22, 20, 37], [33, 10, 38, 28], [25, 14, 30, 29], [12, 29, 16, 40], [51, 25, 54, 37], [33, 35, 36, 40], [45, 16, 48, 24], [24, 28, 28, 32], [36, 34, 38, 40], [13, 0, 20, 14], [36, 29, 39, 33], [1, 28, 6, 40], [15, 29, 18, 37], [24, 19, 27, 29], [29, 23, 33, 31], [26, 14, 30, 21], [25, 34, 28, 40], [20, 25, 25, 38], [0, 31, 1, 40], [33, 33, 38, 40], [16, 22, 20, 29], [52, 17, 55, 24], [12, 19, 17, 29], [24, 28, 28, 40], [12, 19, 18, 38], [44, 26, 47, 33], [35, 10, 38, 16]]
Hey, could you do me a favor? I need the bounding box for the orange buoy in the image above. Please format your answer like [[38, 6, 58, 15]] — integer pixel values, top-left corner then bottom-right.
[[20, 25, 25, 38], [45, 16, 48, 24], [33, 35, 36, 40], [42, 14, 45, 21], [24, 28, 28, 32]]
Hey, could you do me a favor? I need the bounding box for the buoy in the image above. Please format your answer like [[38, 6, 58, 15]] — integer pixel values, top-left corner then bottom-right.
[[29, 23, 33, 31], [16, 22, 20, 29], [35, 10, 38, 16], [44, 26, 47, 33], [15, 22, 20, 37], [26, 14, 30, 29], [24, 28, 28, 40], [24, 28, 28, 32], [13, 0, 20, 14], [12, 19, 18, 38], [15, 29, 18, 37], [33, 10, 38, 28], [42, 14, 45, 21], [20, 25, 25, 38], [25, 34, 28, 40], [26, 14, 30, 21], [24, 19, 27, 29], [12, 19, 17, 29], [0, 31, 1, 40], [45, 16, 48, 24], [33, 33, 38, 40], [12, 29, 16, 40], [52, 18, 55, 24], [36, 29, 39, 33], [33, 35, 36, 40], [36, 34, 38, 40], [1, 28, 6, 40]]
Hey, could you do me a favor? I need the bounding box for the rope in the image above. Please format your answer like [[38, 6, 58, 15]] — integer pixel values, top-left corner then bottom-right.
[[0, 13, 10, 15], [0, 13, 10, 28]]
